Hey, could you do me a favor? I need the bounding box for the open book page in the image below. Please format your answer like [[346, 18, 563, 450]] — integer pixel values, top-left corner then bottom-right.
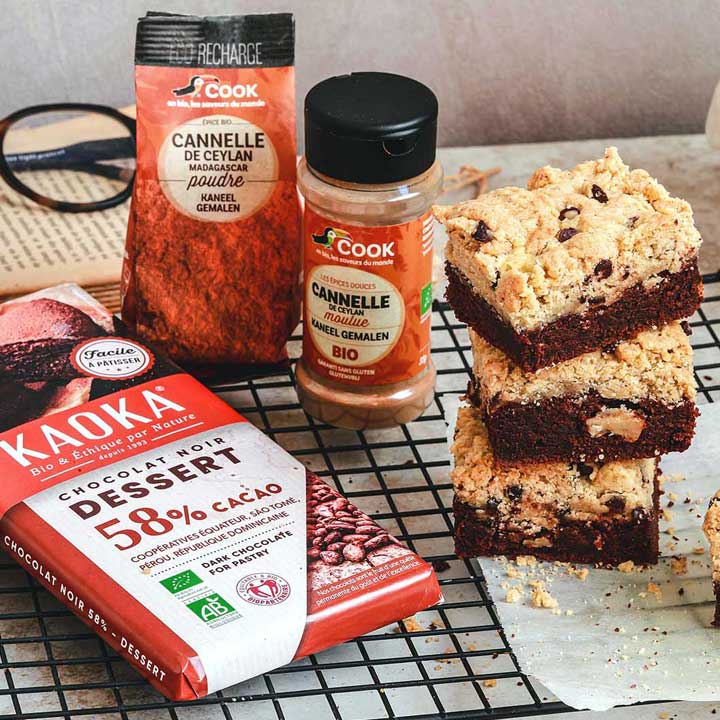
[[0, 107, 135, 305]]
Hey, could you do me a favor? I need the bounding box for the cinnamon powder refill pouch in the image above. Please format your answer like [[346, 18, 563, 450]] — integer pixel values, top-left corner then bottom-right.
[[0, 284, 442, 700], [123, 12, 300, 370]]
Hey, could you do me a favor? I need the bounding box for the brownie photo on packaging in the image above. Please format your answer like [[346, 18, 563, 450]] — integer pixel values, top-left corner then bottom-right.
[[123, 12, 300, 371]]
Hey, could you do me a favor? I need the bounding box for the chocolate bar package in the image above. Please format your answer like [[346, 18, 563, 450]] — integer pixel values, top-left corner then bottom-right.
[[0, 285, 442, 700]]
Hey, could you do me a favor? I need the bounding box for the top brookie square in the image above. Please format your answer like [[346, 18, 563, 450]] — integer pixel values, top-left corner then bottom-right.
[[434, 148, 703, 371]]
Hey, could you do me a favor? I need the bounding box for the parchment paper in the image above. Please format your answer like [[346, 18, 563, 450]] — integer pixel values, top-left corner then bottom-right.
[[445, 396, 720, 711]]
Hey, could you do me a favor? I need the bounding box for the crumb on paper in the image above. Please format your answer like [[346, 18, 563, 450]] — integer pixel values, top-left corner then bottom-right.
[[671, 556, 688, 575], [505, 586, 523, 604], [665, 527, 676, 535], [506, 566, 522, 579], [617, 560, 635, 573], [531, 583, 559, 609], [668, 492, 678, 502], [692, 546, 705, 555], [142, 566, 151, 575], [647, 582, 662, 599], [482, 679, 497, 688], [662, 509, 674, 522], [568, 566, 589, 581], [661, 473, 686, 484], [515, 555, 537, 567]]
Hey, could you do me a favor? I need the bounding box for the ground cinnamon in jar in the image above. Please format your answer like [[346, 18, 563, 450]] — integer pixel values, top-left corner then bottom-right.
[[296, 72, 442, 429]]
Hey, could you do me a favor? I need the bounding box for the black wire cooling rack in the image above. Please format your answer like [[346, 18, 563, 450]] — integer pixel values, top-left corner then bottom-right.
[[0, 274, 718, 720]]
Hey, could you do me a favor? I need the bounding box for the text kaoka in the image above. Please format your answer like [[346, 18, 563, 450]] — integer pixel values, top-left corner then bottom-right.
[[0, 388, 187, 472]]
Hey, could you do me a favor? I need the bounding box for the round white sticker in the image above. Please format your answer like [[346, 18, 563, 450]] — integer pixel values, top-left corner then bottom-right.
[[71, 337, 153, 379], [158, 114, 278, 223], [306, 264, 405, 367]]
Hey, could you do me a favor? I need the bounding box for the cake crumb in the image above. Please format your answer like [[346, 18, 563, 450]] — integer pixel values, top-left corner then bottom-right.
[[531, 584, 559, 609], [506, 566, 521, 579], [402, 616, 423, 632], [617, 560, 635, 573], [482, 679, 497, 688], [662, 509, 673, 522], [666, 473, 685, 483], [692, 546, 705, 555], [647, 582, 662, 599], [516, 555, 537, 567], [568, 566, 589, 581], [505, 587, 523, 604], [671, 556, 688, 575]]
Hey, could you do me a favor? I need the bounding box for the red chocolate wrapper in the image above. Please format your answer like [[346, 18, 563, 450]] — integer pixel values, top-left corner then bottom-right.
[[0, 284, 442, 700]]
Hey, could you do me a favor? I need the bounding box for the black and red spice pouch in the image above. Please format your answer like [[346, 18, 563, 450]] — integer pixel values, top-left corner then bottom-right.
[[122, 12, 300, 371]]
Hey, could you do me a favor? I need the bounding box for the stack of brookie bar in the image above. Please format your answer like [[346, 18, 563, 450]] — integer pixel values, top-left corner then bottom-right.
[[434, 148, 703, 566]]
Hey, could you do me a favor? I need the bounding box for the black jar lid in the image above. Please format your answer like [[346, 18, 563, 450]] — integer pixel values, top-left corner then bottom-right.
[[304, 72, 438, 184]]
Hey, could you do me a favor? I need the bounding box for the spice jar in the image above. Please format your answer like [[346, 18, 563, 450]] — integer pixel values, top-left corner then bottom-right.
[[296, 72, 442, 429]]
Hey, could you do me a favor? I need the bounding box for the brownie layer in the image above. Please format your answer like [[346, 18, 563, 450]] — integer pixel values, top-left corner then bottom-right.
[[446, 258, 702, 372], [468, 384, 698, 464], [453, 492, 659, 566]]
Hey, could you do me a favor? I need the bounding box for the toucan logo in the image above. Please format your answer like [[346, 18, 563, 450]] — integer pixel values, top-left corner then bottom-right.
[[312, 226, 395, 259], [312, 227, 350, 248], [171, 75, 260, 100], [171, 74, 221, 98]]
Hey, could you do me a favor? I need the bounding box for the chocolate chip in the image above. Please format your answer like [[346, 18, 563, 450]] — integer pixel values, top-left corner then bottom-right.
[[606, 495, 626, 511], [557, 227, 579, 243], [559, 206, 580, 221], [491, 271, 500, 289], [602, 342, 618, 353], [631, 508, 648, 523], [432, 559, 451, 573], [591, 184, 609, 203], [506, 485, 523, 501], [577, 463, 594, 478], [486, 496, 501, 513], [588, 296, 605, 305], [626, 216, 639, 229], [681, 320, 692, 336], [472, 220, 493, 243], [593, 259, 613, 280]]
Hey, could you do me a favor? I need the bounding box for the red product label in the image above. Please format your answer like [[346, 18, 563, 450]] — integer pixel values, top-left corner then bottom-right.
[[303, 207, 434, 385], [0, 373, 240, 518], [122, 24, 301, 368], [0, 283, 442, 701]]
